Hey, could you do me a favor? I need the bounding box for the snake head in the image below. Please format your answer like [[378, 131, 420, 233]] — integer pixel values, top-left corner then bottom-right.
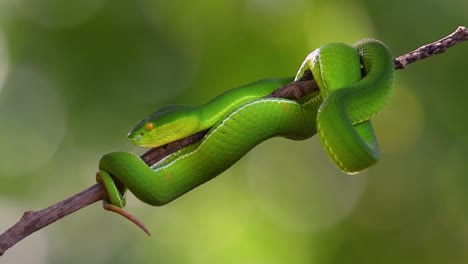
[[128, 105, 200, 148]]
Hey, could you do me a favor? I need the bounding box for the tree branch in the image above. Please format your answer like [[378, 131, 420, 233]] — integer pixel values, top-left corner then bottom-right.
[[1, 26, 467, 257], [394, 26, 468, 69]]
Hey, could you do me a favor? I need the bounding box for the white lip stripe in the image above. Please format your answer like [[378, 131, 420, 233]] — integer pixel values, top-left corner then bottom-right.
[[150, 98, 298, 172]]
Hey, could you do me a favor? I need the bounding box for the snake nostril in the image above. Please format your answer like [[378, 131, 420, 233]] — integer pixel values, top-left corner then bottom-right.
[[136, 134, 142, 141]]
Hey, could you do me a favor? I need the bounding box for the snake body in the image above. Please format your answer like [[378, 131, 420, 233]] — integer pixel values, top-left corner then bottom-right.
[[97, 39, 394, 217], [99, 82, 321, 206]]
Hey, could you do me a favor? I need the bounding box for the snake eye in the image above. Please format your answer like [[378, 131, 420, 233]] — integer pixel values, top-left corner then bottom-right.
[[144, 122, 154, 132]]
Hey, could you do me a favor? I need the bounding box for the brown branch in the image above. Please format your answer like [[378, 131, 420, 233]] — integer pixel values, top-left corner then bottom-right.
[[0, 184, 106, 256], [394, 26, 468, 69], [1, 26, 467, 257]]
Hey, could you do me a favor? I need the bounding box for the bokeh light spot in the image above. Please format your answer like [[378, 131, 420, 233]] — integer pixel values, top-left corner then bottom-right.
[[303, 2, 374, 46], [136, 185, 316, 263], [373, 84, 425, 154], [0, 65, 66, 177], [246, 138, 367, 233], [13, 0, 107, 29], [0, 29, 9, 96]]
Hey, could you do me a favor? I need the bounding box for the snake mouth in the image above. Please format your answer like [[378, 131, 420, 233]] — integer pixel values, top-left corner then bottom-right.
[[128, 133, 159, 148], [127, 132, 141, 143], [128, 134, 141, 144]]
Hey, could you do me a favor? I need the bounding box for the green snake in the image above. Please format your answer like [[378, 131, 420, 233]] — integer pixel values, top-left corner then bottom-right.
[[96, 39, 394, 234]]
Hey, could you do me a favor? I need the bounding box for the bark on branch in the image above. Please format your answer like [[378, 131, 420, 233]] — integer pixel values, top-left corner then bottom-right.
[[1, 26, 467, 257]]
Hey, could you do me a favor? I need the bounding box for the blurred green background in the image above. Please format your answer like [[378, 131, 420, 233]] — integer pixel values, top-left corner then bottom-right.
[[0, 0, 467, 263]]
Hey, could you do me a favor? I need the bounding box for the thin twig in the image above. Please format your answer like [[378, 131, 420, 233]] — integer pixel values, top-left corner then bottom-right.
[[0, 26, 467, 257], [394, 26, 468, 69]]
